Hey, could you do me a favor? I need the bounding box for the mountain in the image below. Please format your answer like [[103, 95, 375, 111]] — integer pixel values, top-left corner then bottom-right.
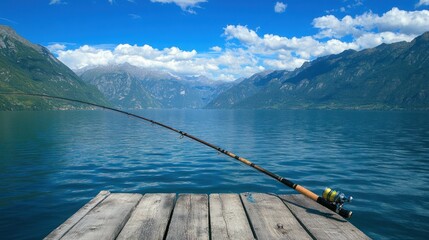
[[79, 63, 234, 109], [206, 70, 296, 108], [0, 25, 109, 110], [209, 32, 429, 110]]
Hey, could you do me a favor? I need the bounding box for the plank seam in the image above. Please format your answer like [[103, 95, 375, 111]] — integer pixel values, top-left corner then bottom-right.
[[162, 193, 177, 240], [112, 194, 142, 239], [115, 193, 145, 239], [238, 193, 257, 240], [277, 194, 317, 240], [208, 194, 212, 240]]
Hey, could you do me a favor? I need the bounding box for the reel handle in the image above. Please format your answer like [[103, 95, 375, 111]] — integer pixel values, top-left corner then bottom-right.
[[338, 208, 353, 219]]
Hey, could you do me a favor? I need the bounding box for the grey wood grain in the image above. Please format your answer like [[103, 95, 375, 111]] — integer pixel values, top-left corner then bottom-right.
[[116, 193, 176, 240], [210, 194, 255, 240], [60, 193, 142, 240], [165, 194, 209, 240], [44, 190, 111, 240], [279, 194, 370, 240], [240, 193, 311, 240], [45, 192, 370, 240]]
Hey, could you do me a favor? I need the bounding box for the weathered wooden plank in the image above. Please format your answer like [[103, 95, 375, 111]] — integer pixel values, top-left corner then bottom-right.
[[210, 194, 255, 240], [279, 194, 370, 240], [44, 190, 111, 240], [116, 193, 176, 240], [60, 193, 142, 240], [165, 194, 209, 240], [240, 193, 311, 240]]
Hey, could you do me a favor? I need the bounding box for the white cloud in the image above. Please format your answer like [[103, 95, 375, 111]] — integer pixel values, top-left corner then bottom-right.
[[150, 0, 207, 13], [274, 2, 287, 13], [108, 0, 114, 4], [313, 7, 429, 38], [346, 0, 363, 9], [47, 43, 67, 52], [353, 32, 416, 49], [223, 20, 423, 70], [49, 0, 66, 5], [416, 0, 429, 7], [50, 8, 429, 81], [264, 56, 306, 70], [56, 45, 114, 69], [374, 7, 429, 34], [224, 25, 261, 45], [52, 44, 263, 81], [210, 46, 222, 52], [223, 25, 358, 60], [313, 14, 363, 38]]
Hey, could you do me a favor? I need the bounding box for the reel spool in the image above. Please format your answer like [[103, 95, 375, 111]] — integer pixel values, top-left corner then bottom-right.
[[322, 187, 353, 214]]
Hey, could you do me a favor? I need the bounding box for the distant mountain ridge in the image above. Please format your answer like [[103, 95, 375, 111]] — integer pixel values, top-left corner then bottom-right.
[[208, 32, 429, 110], [0, 25, 109, 110], [79, 63, 234, 109], [1, 24, 428, 111]]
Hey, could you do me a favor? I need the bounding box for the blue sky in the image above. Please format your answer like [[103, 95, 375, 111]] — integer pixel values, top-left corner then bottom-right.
[[1, 0, 429, 80]]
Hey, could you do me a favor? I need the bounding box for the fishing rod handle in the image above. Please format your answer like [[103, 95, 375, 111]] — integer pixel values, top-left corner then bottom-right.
[[296, 184, 353, 218], [280, 179, 352, 219]]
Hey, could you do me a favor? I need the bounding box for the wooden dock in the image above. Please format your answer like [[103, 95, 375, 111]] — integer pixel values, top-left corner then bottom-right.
[[45, 191, 369, 240]]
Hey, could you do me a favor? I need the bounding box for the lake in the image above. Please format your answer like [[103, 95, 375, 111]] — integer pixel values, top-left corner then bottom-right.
[[1, 109, 428, 239]]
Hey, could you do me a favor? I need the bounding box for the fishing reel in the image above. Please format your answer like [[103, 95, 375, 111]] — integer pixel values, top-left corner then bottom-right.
[[322, 187, 353, 215]]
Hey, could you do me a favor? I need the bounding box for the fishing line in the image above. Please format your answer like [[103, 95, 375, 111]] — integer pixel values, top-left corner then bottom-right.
[[0, 92, 353, 218]]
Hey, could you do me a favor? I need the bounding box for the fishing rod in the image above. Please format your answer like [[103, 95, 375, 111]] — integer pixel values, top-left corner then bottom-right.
[[1, 92, 353, 218]]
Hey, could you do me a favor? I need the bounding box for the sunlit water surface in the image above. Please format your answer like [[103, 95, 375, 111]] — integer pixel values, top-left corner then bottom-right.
[[1, 109, 428, 239]]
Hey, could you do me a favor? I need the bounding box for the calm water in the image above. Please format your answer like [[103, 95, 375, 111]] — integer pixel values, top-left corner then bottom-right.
[[1, 109, 428, 239]]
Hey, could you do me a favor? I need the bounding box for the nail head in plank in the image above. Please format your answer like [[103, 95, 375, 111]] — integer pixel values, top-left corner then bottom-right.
[[240, 193, 312, 240], [165, 194, 209, 240], [44, 190, 111, 240], [117, 193, 176, 240], [60, 193, 142, 240], [210, 194, 255, 240], [280, 194, 370, 240]]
